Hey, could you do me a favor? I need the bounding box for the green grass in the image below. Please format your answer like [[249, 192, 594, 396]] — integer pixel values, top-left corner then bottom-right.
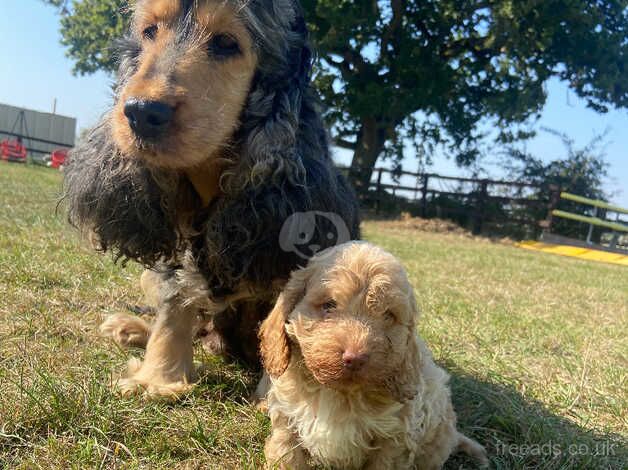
[[1, 163, 626, 469]]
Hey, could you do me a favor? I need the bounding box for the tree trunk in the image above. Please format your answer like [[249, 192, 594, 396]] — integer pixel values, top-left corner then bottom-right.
[[349, 117, 386, 194]]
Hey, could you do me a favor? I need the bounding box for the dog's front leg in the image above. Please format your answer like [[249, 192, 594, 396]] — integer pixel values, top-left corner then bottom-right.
[[116, 295, 197, 399], [363, 437, 409, 470], [264, 414, 311, 470]]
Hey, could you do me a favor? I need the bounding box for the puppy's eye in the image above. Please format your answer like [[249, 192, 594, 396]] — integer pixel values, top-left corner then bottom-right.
[[384, 310, 396, 321], [322, 300, 337, 312], [142, 24, 158, 41], [208, 34, 241, 58]]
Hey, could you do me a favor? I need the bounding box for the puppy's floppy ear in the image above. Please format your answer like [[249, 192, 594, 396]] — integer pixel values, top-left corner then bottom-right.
[[389, 333, 422, 402], [259, 267, 310, 378], [389, 291, 422, 401]]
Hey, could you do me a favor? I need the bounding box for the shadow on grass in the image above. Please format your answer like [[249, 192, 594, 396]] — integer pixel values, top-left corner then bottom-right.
[[193, 352, 261, 404], [443, 363, 626, 470], [187, 356, 627, 469]]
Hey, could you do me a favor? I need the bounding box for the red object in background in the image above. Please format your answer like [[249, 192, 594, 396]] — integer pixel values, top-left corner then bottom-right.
[[1, 139, 27, 162], [51, 149, 68, 168]]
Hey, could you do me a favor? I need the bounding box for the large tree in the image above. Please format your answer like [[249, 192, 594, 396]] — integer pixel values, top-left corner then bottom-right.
[[46, 0, 628, 189]]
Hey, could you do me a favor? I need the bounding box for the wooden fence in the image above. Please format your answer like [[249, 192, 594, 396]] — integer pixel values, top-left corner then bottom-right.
[[339, 166, 559, 237]]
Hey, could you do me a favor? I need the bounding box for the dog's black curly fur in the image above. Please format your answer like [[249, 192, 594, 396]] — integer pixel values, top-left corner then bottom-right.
[[64, 0, 360, 346]]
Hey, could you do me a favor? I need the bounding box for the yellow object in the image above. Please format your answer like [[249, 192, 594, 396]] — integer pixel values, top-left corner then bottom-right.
[[560, 192, 628, 215], [551, 210, 628, 232], [517, 241, 628, 266]]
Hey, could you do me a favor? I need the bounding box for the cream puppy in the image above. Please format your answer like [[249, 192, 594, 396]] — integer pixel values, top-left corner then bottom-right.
[[259, 242, 487, 470]]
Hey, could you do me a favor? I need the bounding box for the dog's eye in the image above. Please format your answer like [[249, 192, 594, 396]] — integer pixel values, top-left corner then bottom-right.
[[322, 299, 337, 312], [208, 34, 241, 58], [384, 310, 396, 322], [142, 24, 158, 41]]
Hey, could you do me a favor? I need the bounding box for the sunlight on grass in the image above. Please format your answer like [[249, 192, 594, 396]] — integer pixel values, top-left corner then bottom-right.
[[0, 164, 626, 469]]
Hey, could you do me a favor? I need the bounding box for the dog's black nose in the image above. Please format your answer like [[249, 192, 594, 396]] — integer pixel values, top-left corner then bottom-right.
[[124, 99, 173, 139]]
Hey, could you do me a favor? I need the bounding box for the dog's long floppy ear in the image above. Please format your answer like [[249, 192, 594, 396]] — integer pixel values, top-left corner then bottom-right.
[[259, 267, 310, 378], [389, 333, 422, 402], [238, 3, 313, 181], [389, 291, 422, 401], [63, 119, 183, 266]]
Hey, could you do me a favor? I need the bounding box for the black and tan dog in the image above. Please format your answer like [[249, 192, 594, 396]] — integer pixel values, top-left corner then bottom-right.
[[64, 0, 360, 398]]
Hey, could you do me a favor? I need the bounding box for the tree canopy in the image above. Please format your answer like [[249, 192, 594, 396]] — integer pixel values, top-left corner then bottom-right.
[[44, 0, 129, 74], [45, 0, 628, 188]]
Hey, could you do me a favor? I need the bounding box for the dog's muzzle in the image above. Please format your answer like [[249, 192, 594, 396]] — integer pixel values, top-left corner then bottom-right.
[[124, 98, 174, 140]]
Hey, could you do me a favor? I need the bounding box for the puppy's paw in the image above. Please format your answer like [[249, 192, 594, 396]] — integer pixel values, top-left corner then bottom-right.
[[250, 372, 271, 412], [114, 358, 195, 400], [253, 398, 269, 413], [100, 313, 151, 349]]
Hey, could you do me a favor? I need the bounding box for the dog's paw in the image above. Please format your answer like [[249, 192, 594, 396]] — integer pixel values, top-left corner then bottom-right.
[[114, 358, 195, 400], [100, 313, 151, 349], [116, 376, 194, 400]]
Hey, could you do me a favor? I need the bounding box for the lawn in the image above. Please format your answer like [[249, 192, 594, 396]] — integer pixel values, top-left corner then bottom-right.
[[0, 163, 626, 469]]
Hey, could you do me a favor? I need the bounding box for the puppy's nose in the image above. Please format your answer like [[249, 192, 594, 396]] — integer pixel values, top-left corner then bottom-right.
[[124, 99, 173, 139], [342, 351, 369, 371]]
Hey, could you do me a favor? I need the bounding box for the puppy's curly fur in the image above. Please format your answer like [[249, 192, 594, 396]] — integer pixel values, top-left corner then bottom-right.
[[64, 0, 359, 397], [259, 242, 488, 469]]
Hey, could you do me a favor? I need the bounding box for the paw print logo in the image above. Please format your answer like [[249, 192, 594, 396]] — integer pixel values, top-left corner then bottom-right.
[[279, 211, 351, 260]]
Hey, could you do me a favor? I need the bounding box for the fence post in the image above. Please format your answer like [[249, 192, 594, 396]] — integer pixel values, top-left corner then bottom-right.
[[392, 186, 399, 213], [473, 179, 488, 235], [586, 207, 598, 244], [375, 168, 383, 215], [539, 184, 560, 239], [421, 174, 429, 218]]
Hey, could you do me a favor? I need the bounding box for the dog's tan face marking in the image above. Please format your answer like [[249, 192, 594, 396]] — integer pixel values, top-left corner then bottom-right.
[[286, 250, 418, 391], [135, 0, 181, 25], [112, 0, 257, 170]]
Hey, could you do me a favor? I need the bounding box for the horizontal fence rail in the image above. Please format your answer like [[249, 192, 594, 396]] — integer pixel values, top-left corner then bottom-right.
[[559, 192, 628, 215], [340, 166, 627, 245], [552, 210, 628, 232], [548, 192, 628, 251], [339, 166, 556, 238]]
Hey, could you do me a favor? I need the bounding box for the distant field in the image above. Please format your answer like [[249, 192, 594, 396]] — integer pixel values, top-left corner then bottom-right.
[[0, 163, 626, 469]]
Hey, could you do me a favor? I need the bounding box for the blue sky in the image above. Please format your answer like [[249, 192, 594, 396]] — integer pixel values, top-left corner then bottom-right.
[[1, 1, 626, 206]]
